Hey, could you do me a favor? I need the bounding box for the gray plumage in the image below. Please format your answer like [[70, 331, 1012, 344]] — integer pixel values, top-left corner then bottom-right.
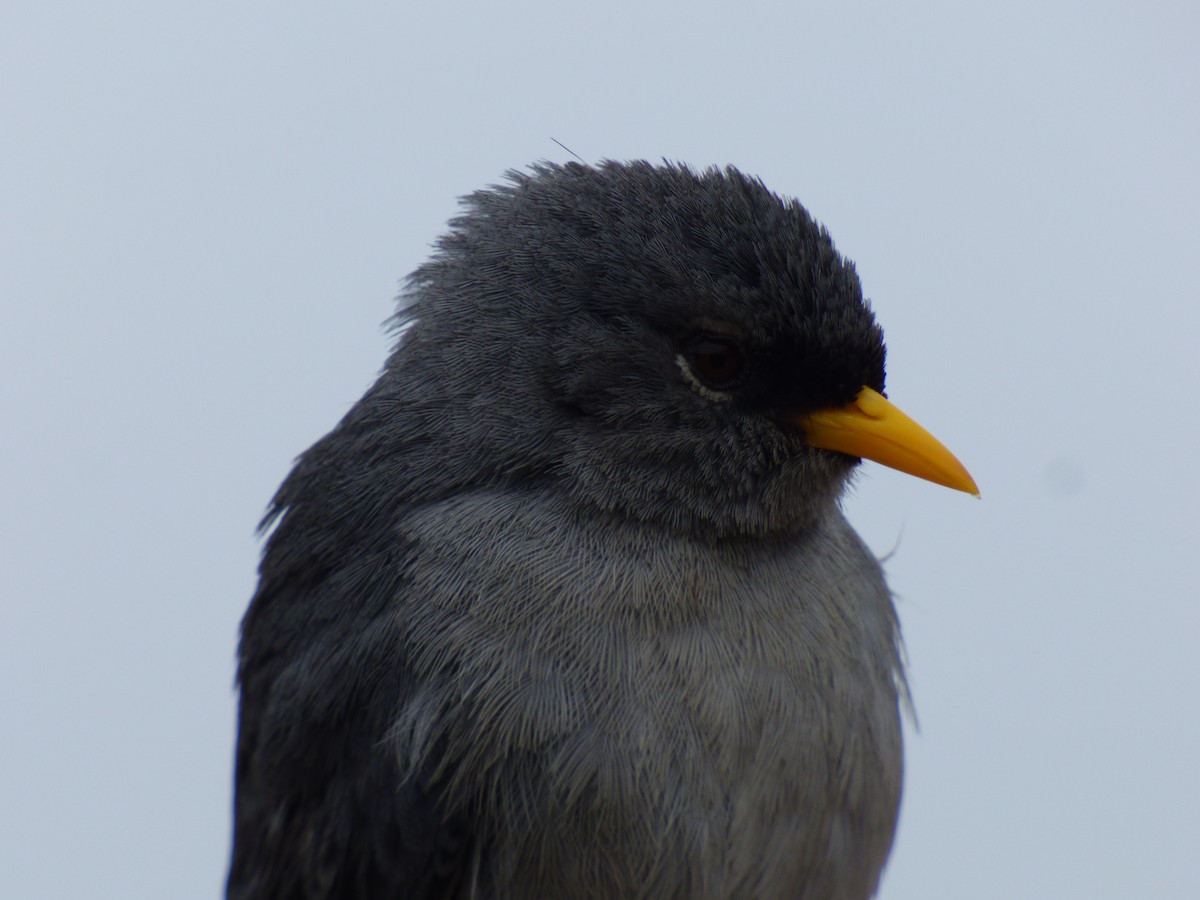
[[229, 161, 906, 899]]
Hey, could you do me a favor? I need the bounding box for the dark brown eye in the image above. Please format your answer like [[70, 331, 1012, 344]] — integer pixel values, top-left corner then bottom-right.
[[687, 336, 745, 390]]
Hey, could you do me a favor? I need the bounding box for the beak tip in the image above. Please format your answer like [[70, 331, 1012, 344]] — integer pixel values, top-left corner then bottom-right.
[[956, 472, 981, 499]]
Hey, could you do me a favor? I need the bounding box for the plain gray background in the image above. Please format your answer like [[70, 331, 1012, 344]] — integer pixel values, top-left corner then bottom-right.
[[3, 2, 1197, 897]]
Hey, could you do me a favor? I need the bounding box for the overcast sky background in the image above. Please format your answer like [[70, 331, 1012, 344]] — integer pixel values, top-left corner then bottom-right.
[[3, 2, 1198, 897]]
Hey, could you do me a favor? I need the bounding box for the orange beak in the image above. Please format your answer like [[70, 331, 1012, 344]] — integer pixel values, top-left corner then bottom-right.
[[794, 386, 979, 496]]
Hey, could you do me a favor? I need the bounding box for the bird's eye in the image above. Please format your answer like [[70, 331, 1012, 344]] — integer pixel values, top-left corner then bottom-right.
[[686, 336, 745, 390]]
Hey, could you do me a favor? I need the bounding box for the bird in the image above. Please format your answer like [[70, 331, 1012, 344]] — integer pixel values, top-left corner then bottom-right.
[[227, 160, 977, 900]]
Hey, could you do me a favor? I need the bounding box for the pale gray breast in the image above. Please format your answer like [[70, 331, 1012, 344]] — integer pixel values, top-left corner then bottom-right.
[[393, 490, 904, 899]]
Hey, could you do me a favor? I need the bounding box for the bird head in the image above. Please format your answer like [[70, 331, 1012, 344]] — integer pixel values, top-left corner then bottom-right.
[[395, 161, 975, 538]]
